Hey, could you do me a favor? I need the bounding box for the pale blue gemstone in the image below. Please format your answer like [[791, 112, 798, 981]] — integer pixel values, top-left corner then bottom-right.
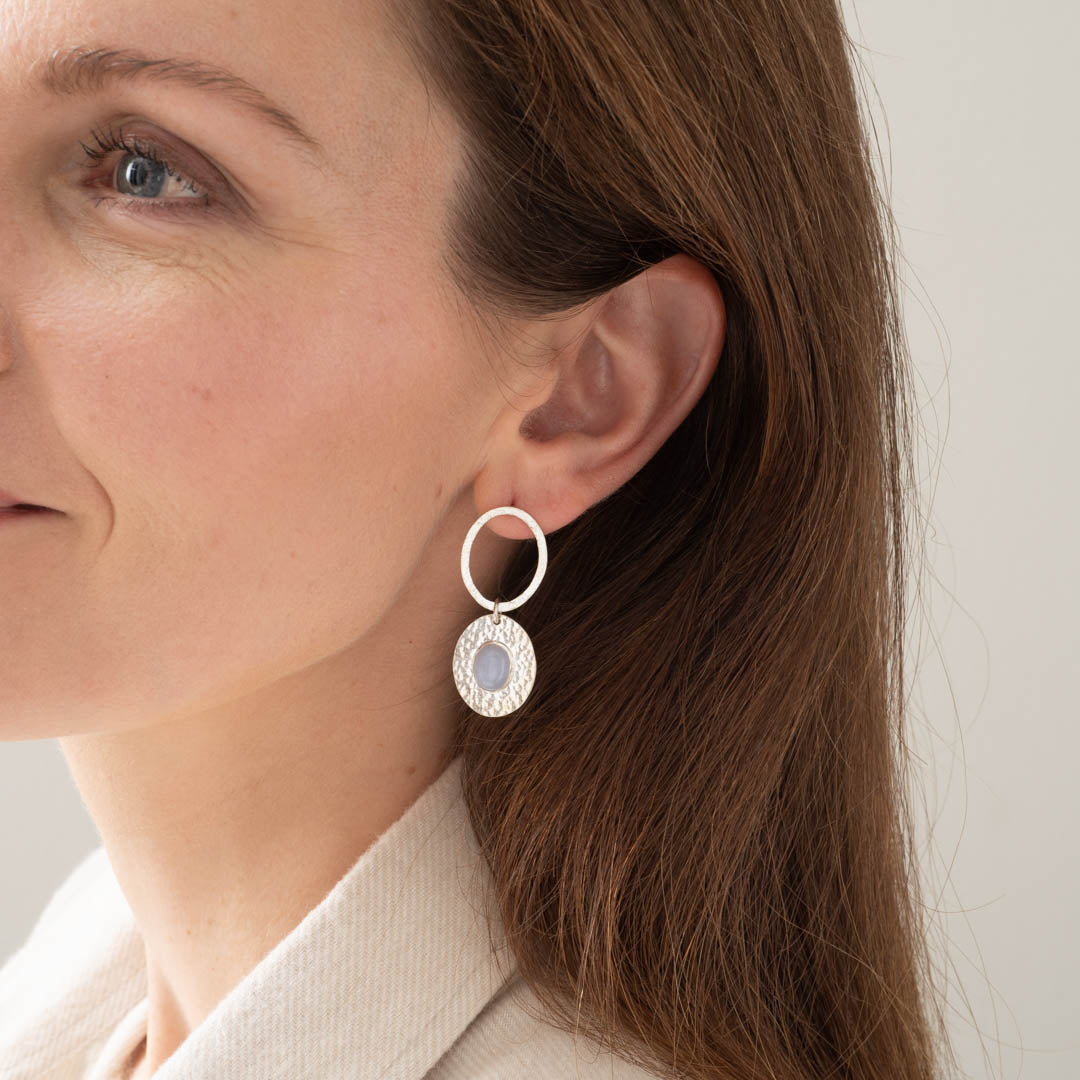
[[474, 642, 511, 691]]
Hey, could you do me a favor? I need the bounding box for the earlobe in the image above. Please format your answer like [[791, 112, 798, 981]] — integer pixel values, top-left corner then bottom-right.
[[475, 253, 726, 539]]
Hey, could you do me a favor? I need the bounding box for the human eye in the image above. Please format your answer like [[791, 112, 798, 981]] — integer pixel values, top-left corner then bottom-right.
[[77, 122, 224, 220]]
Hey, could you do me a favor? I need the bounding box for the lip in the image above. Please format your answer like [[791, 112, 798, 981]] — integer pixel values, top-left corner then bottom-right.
[[0, 488, 50, 511], [0, 506, 53, 519]]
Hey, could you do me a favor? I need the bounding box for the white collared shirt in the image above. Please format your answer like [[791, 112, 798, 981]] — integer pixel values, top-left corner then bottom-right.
[[0, 756, 661, 1079]]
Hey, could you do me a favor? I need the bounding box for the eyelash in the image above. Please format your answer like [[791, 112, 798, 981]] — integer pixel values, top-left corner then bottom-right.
[[78, 124, 217, 219]]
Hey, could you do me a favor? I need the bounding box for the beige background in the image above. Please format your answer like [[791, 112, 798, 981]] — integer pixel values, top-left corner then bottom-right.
[[2, 2, 1077, 1078]]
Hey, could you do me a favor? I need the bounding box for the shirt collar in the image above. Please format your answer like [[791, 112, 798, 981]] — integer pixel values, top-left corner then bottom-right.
[[0, 754, 518, 1080]]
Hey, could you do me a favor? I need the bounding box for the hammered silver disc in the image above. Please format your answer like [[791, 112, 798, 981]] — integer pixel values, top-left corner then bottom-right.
[[452, 611, 536, 716]]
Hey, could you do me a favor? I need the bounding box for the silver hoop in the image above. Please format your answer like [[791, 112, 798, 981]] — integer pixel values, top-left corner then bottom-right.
[[459, 505, 547, 613]]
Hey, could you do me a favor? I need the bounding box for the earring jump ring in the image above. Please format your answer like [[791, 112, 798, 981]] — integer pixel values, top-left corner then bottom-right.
[[460, 506, 547, 614]]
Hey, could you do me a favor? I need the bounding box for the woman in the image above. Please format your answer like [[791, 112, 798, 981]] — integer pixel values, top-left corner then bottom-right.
[[0, 0, 951, 1077]]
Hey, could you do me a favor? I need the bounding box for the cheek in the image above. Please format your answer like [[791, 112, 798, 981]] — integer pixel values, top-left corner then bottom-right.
[[30, 259, 472, 717]]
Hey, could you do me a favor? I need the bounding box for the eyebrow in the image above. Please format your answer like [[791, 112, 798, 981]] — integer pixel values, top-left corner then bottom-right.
[[36, 46, 328, 168]]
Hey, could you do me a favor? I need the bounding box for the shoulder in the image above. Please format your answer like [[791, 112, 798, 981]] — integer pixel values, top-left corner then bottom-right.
[[429, 971, 667, 1080], [0, 845, 117, 980], [0, 845, 145, 1078]]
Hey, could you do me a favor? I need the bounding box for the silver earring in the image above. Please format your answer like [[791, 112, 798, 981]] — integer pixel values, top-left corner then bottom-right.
[[453, 505, 547, 716]]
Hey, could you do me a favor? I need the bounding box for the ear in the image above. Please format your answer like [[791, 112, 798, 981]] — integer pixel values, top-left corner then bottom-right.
[[474, 253, 726, 540]]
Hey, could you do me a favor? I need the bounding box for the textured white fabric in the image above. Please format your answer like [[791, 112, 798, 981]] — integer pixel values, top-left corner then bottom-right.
[[0, 755, 662, 1080]]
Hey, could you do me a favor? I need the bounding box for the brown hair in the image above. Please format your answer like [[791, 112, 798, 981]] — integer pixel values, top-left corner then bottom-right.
[[388, 1, 952, 1077]]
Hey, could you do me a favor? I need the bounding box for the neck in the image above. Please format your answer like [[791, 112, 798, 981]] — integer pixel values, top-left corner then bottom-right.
[[59, 611, 463, 1074]]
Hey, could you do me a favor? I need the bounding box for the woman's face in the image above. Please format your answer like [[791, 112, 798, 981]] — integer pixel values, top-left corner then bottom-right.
[[0, 0, 509, 735]]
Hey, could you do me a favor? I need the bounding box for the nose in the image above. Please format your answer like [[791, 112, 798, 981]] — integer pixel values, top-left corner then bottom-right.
[[0, 193, 50, 378], [0, 308, 15, 377]]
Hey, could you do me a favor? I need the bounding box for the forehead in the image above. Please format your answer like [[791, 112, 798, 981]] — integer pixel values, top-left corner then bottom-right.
[[5, 0, 418, 154]]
